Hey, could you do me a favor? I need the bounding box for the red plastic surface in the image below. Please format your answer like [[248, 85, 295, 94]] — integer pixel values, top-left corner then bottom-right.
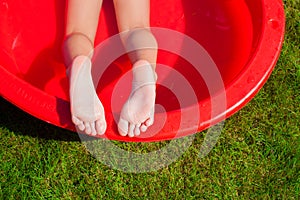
[[0, 0, 285, 142]]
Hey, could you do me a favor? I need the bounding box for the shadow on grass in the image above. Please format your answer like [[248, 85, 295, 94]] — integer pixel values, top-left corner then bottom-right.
[[0, 97, 80, 142]]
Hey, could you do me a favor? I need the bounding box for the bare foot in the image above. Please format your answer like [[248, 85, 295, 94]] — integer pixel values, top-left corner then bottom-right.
[[118, 60, 157, 137], [69, 55, 106, 135]]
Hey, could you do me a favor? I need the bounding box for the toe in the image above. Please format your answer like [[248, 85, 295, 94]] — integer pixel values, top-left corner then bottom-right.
[[134, 124, 141, 136], [145, 118, 154, 127], [140, 124, 148, 132], [146, 109, 155, 127], [102, 121, 107, 134], [142, 111, 154, 131], [72, 116, 81, 125], [77, 123, 85, 131], [84, 122, 92, 135], [96, 120, 106, 135], [128, 124, 135, 138], [72, 116, 85, 131], [118, 118, 129, 136], [90, 122, 97, 136]]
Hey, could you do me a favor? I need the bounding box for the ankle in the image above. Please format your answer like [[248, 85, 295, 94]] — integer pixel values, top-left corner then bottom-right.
[[132, 60, 157, 81]]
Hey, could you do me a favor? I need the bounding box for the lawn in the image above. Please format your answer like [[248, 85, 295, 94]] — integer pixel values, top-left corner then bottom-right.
[[0, 0, 299, 199]]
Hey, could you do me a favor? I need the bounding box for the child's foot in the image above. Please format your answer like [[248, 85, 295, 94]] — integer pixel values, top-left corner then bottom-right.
[[118, 60, 157, 137], [69, 55, 107, 135]]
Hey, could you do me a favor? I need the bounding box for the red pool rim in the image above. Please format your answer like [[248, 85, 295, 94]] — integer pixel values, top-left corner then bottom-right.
[[0, 0, 285, 142]]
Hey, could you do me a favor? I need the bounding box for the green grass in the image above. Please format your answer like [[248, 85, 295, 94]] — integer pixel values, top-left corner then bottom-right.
[[1, 1, 299, 199]]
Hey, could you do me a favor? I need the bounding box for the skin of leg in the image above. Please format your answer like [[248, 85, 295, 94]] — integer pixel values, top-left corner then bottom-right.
[[113, 0, 158, 137], [63, 0, 102, 66], [113, 0, 157, 70], [63, 0, 107, 136]]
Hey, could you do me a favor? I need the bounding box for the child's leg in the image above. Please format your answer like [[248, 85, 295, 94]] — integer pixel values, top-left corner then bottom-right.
[[63, 0, 102, 65], [114, 0, 158, 137], [63, 0, 107, 135]]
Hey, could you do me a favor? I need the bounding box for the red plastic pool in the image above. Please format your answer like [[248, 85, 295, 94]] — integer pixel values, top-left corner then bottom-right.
[[0, 0, 285, 142]]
